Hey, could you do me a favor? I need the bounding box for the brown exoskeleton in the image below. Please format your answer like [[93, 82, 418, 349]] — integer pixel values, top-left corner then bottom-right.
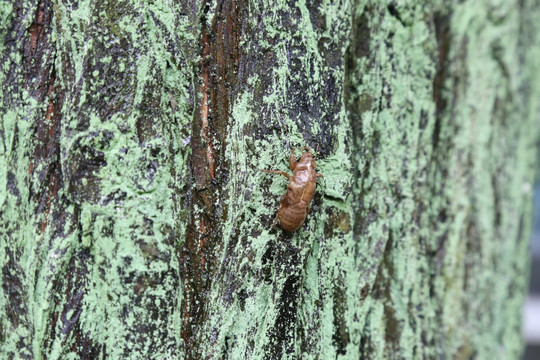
[[262, 147, 323, 232]]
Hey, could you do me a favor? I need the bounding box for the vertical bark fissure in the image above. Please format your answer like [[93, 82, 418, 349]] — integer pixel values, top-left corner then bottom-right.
[[1, 3, 39, 355], [26, 1, 64, 237], [181, 1, 242, 357], [25, 1, 99, 356]]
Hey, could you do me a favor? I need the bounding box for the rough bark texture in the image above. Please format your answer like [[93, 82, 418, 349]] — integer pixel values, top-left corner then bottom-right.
[[1, 0, 539, 359]]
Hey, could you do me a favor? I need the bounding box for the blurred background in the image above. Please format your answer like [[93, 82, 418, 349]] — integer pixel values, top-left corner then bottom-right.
[[524, 182, 540, 359]]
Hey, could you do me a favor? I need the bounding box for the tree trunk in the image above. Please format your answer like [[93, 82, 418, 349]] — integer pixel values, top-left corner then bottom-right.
[[1, 0, 539, 359]]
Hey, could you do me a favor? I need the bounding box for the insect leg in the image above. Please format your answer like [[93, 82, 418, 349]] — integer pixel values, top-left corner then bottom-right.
[[316, 173, 323, 178], [271, 212, 280, 226], [271, 198, 284, 226], [289, 149, 298, 171], [262, 169, 291, 180]]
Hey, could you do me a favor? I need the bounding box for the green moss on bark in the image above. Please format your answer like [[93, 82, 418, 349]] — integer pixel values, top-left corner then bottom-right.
[[1, 0, 539, 359]]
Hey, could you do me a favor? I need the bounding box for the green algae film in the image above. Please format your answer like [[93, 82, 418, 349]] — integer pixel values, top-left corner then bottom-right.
[[1, 0, 539, 359]]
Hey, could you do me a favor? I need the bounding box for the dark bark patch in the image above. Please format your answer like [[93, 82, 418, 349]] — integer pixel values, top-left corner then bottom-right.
[[6, 171, 19, 200], [42, 249, 101, 358], [387, 3, 406, 27], [238, 288, 248, 311], [1, 250, 26, 333], [332, 280, 351, 355], [262, 245, 275, 284], [67, 133, 110, 205], [324, 210, 351, 237], [432, 10, 451, 150], [267, 274, 300, 358]]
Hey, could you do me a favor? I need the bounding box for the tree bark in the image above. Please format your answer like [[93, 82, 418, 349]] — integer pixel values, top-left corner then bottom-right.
[[1, 0, 539, 359]]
